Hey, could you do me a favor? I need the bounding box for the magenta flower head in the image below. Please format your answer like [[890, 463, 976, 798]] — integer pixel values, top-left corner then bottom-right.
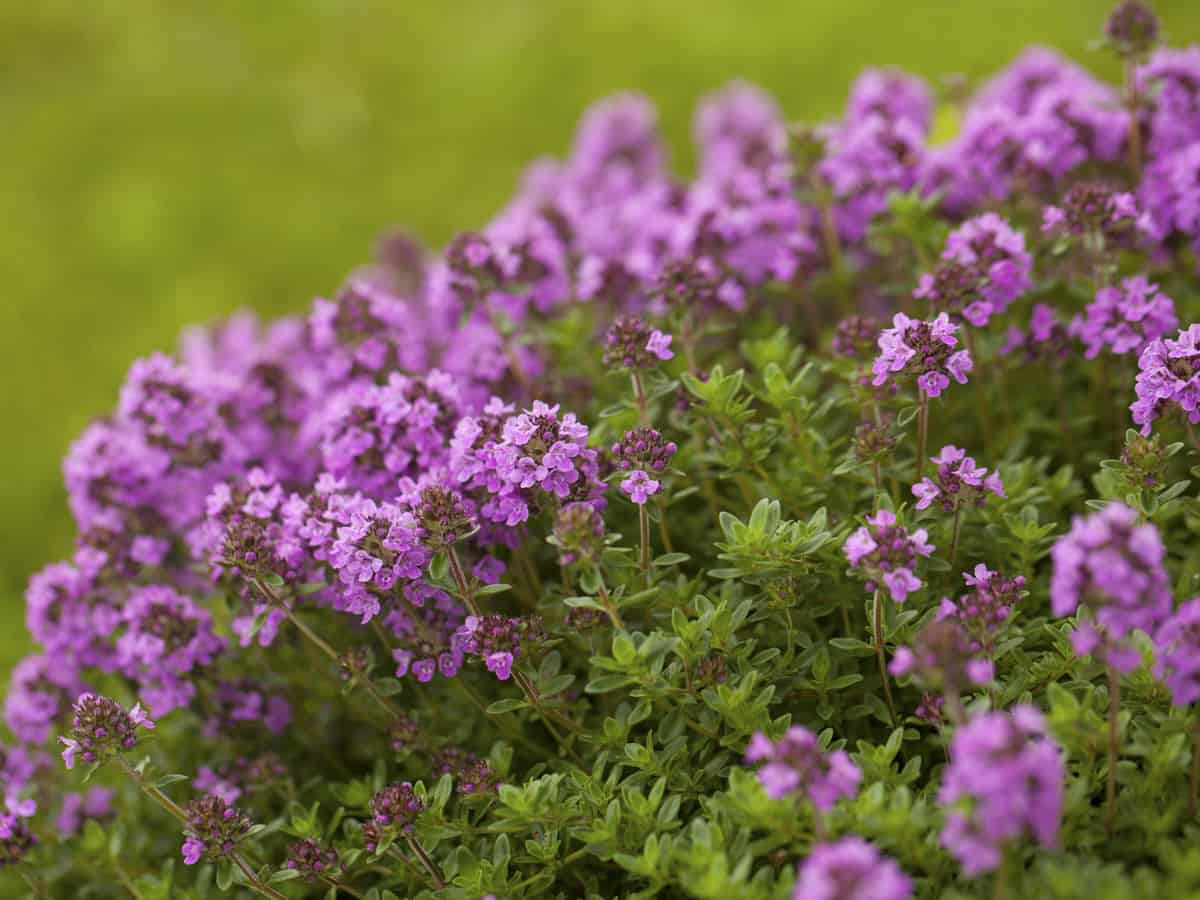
[[365, 782, 426, 851], [844, 509, 934, 603], [911, 446, 1004, 513], [59, 693, 155, 771], [744, 726, 861, 809], [0, 811, 38, 867], [1073, 276, 1177, 360], [1050, 502, 1171, 672], [890, 620, 995, 697], [937, 566, 1024, 655], [619, 470, 660, 505], [872, 313, 972, 398], [1153, 598, 1200, 707], [1131, 324, 1200, 436], [287, 838, 340, 882], [453, 614, 546, 681], [916, 213, 1031, 327], [603, 316, 674, 369], [939, 706, 1064, 877], [180, 794, 253, 865], [791, 837, 912, 900]]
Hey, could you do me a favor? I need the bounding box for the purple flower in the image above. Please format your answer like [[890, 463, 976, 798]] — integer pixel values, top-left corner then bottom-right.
[[1073, 277, 1177, 359], [453, 614, 545, 681], [791, 837, 912, 900], [1131, 324, 1200, 435], [60, 693, 155, 770], [645, 330, 674, 361], [620, 470, 660, 505], [611, 428, 677, 474], [1154, 598, 1200, 707], [937, 566, 1024, 655], [287, 839, 340, 881], [745, 726, 861, 809], [916, 213, 1031, 327], [890, 620, 994, 703], [939, 706, 1063, 876], [843, 509, 934, 603], [872, 313, 972, 398], [181, 795, 253, 865], [1050, 503, 1171, 671], [911, 446, 1004, 512], [368, 782, 426, 840]]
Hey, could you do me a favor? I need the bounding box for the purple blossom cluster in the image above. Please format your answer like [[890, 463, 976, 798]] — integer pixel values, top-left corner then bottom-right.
[[937, 566, 1024, 655], [1050, 503, 1172, 672], [1072, 276, 1177, 359], [911, 446, 1004, 513], [843, 509, 934, 602], [453, 614, 546, 681], [181, 794, 253, 865], [939, 706, 1064, 876], [611, 428, 677, 505], [59, 694, 155, 771], [890, 620, 994, 697], [1132, 324, 1200, 435], [791, 837, 912, 900], [365, 782, 425, 851], [872, 314, 972, 399], [1153, 598, 1200, 707], [915, 214, 1032, 327], [744, 726, 861, 809]]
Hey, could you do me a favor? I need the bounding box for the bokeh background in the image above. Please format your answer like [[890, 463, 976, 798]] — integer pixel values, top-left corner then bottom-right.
[[3, 0, 1197, 679]]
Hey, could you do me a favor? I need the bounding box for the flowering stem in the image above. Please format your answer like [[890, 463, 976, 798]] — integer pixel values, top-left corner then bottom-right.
[[632, 372, 649, 426], [596, 580, 624, 630], [118, 760, 286, 900], [993, 847, 1011, 900], [232, 855, 290, 900], [446, 546, 482, 618], [1105, 664, 1121, 833], [403, 834, 447, 890], [639, 503, 651, 588], [916, 394, 929, 483], [872, 590, 899, 728], [949, 508, 963, 568], [1189, 723, 1200, 819], [511, 668, 586, 765], [322, 876, 366, 900], [1125, 59, 1142, 179]]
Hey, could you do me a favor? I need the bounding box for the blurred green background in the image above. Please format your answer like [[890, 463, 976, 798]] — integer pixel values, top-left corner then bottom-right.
[[2, 0, 1197, 678]]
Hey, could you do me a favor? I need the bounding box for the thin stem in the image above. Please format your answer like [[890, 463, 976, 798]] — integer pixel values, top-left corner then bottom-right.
[[872, 590, 899, 728], [596, 580, 624, 630], [949, 507, 963, 568], [1105, 664, 1121, 834], [446, 546, 481, 618], [1190, 723, 1200, 819], [639, 503, 651, 588], [112, 862, 147, 900], [993, 846, 1010, 900], [632, 372, 649, 426], [403, 834, 447, 890], [232, 855, 290, 900], [916, 394, 929, 483], [1125, 58, 1142, 180], [322, 876, 366, 900], [120, 760, 286, 900]]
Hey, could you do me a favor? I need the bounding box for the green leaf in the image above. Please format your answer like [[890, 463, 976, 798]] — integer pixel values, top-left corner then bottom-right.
[[586, 674, 635, 694], [487, 698, 530, 714], [653, 552, 691, 566]]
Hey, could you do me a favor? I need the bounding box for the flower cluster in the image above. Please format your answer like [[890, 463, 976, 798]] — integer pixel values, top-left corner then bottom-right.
[[911, 446, 1004, 513], [915, 213, 1031, 327], [366, 782, 425, 848], [453, 615, 545, 680], [1050, 502, 1172, 671], [843, 509, 934, 602], [1153, 598, 1200, 707], [890, 620, 994, 699], [936, 566, 1024, 655], [59, 694, 155, 770], [871, 313, 972, 398], [432, 747, 501, 795], [1073, 276, 1177, 359], [181, 795, 254, 865], [744, 726, 861, 809], [286, 839, 340, 882], [1132, 324, 1200, 435], [602, 316, 674, 369], [939, 707, 1064, 876], [791, 837, 911, 900]]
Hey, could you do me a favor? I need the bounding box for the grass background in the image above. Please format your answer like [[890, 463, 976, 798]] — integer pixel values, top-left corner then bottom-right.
[[2, 0, 1197, 679]]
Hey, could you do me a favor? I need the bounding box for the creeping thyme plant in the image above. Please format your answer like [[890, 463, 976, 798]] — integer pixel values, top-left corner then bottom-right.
[[10, 3, 1200, 898]]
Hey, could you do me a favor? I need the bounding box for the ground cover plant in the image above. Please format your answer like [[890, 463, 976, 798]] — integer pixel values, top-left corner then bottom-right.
[[5, 2, 1200, 897]]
